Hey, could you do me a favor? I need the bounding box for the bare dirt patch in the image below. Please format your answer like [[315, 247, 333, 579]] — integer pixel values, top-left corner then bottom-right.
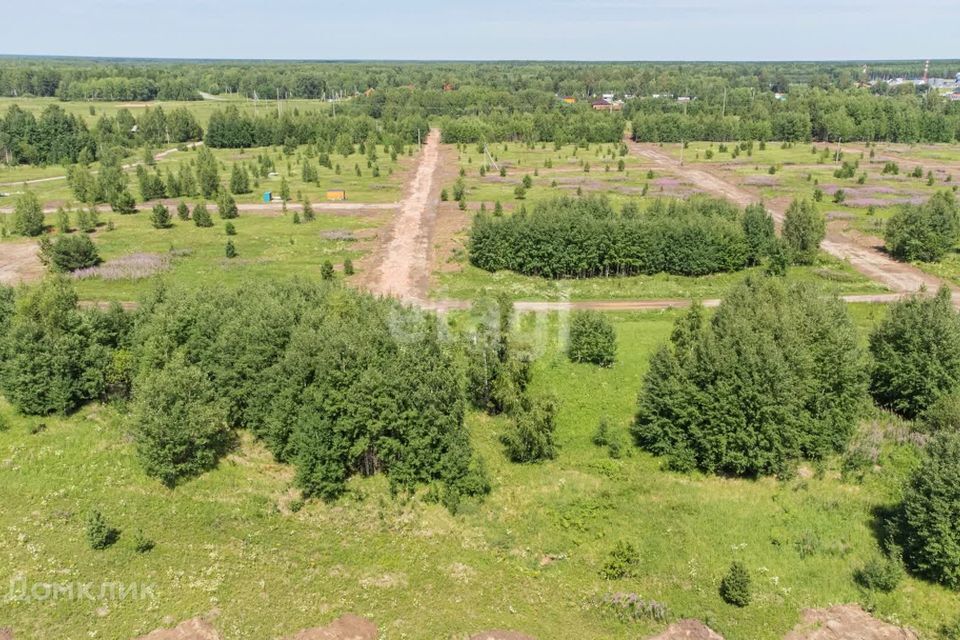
[[278, 614, 377, 640], [135, 616, 220, 640], [784, 604, 918, 640], [468, 632, 537, 640], [0, 240, 44, 285], [646, 619, 724, 640]]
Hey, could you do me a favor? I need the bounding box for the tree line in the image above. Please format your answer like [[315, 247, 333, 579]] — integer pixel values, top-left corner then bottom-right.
[[468, 195, 781, 278]]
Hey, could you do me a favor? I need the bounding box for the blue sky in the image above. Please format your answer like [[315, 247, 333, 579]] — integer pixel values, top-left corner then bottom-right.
[[4, 0, 959, 61]]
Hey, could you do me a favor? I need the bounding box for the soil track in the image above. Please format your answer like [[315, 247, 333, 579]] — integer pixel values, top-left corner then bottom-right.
[[624, 136, 948, 295], [0, 240, 43, 286], [365, 128, 442, 301]]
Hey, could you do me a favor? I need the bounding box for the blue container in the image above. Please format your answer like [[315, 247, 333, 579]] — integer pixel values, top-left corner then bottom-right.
[[263, 191, 272, 203]]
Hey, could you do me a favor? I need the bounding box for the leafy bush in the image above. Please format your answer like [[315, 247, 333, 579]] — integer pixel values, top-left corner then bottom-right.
[[567, 310, 616, 366], [132, 529, 155, 553], [130, 354, 233, 487], [86, 509, 118, 550], [150, 203, 172, 229], [597, 593, 667, 623], [885, 191, 960, 262], [719, 561, 752, 607], [12, 191, 44, 236], [898, 431, 960, 589], [869, 287, 960, 419], [469, 195, 752, 278], [600, 541, 640, 579], [922, 389, 960, 434], [0, 278, 114, 415], [854, 553, 904, 592], [501, 396, 558, 463], [783, 198, 825, 265], [633, 277, 866, 476], [38, 234, 102, 273]]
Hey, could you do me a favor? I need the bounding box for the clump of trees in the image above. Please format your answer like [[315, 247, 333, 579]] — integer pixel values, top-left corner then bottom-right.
[[885, 191, 960, 263], [869, 287, 960, 420], [567, 310, 617, 366], [469, 196, 776, 279], [632, 276, 866, 476], [128, 282, 489, 506]]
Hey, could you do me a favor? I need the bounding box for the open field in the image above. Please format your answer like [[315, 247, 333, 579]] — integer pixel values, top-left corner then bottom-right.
[[1, 307, 957, 639]]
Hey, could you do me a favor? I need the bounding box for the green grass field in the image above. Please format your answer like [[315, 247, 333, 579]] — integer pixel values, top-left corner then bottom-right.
[[0, 307, 956, 639]]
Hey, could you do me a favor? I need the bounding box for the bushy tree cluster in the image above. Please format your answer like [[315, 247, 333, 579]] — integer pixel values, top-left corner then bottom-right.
[[869, 287, 960, 419], [38, 234, 101, 272], [129, 282, 488, 502], [469, 196, 769, 279], [440, 110, 625, 144], [782, 199, 826, 265], [0, 278, 128, 415], [633, 277, 866, 476], [885, 191, 960, 263]]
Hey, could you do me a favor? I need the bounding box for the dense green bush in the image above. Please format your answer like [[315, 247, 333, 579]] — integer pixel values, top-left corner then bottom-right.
[[11, 191, 44, 236], [469, 195, 753, 278], [567, 310, 616, 366], [742, 203, 776, 266], [922, 389, 960, 434], [898, 431, 960, 589], [854, 553, 904, 592], [501, 396, 558, 463], [633, 277, 866, 476], [150, 204, 172, 229], [782, 198, 825, 265], [0, 278, 118, 415], [86, 509, 118, 550], [130, 354, 233, 487], [885, 191, 960, 263], [869, 287, 960, 419], [719, 561, 752, 607], [38, 234, 102, 272], [600, 541, 640, 580], [464, 297, 531, 415]]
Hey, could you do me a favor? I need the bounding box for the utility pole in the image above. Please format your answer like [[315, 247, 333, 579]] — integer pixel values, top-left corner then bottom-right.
[[835, 137, 842, 164], [721, 86, 727, 118], [417, 128, 421, 147]]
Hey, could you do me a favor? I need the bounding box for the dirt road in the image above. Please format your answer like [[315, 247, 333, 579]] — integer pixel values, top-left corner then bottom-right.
[[625, 136, 947, 294], [365, 129, 442, 301], [0, 240, 43, 286]]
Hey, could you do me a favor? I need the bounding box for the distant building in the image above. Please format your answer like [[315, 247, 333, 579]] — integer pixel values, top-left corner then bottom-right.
[[601, 93, 615, 102], [561, 96, 577, 104], [443, 83, 455, 92], [592, 99, 617, 111], [326, 190, 347, 201]]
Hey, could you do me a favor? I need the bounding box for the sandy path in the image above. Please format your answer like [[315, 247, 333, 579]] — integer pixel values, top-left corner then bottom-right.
[[0, 240, 43, 286], [625, 136, 946, 294], [365, 129, 442, 301]]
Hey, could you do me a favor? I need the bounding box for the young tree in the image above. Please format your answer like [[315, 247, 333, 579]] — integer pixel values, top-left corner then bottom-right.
[[343, 258, 354, 275], [320, 260, 334, 280], [192, 202, 213, 227], [217, 190, 239, 219], [176, 201, 190, 221], [195, 146, 220, 198], [12, 191, 44, 236], [720, 561, 752, 607], [742, 203, 776, 266], [56, 207, 71, 234], [501, 396, 558, 463], [225, 239, 237, 258], [898, 431, 960, 589], [86, 509, 118, 550], [38, 234, 101, 273], [782, 198, 825, 265], [869, 287, 960, 419], [110, 189, 137, 215], [130, 354, 232, 487], [150, 204, 172, 229], [229, 163, 250, 194], [567, 310, 617, 366]]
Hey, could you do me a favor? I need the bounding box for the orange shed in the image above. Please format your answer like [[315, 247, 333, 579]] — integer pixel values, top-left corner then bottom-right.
[[326, 190, 347, 201]]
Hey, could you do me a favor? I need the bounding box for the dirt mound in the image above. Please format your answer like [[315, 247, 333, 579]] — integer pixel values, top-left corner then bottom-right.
[[646, 620, 724, 640], [279, 614, 377, 640], [468, 632, 536, 640], [784, 605, 918, 640], [135, 617, 220, 640]]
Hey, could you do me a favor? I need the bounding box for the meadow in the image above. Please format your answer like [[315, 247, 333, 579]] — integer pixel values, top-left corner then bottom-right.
[[0, 306, 956, 639]]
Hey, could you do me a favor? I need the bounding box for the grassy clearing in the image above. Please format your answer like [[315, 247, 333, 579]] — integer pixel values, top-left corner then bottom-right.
[[0, 208, 376, 302], [0, 309, 957, 639], [431, 251, 889, 302]]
